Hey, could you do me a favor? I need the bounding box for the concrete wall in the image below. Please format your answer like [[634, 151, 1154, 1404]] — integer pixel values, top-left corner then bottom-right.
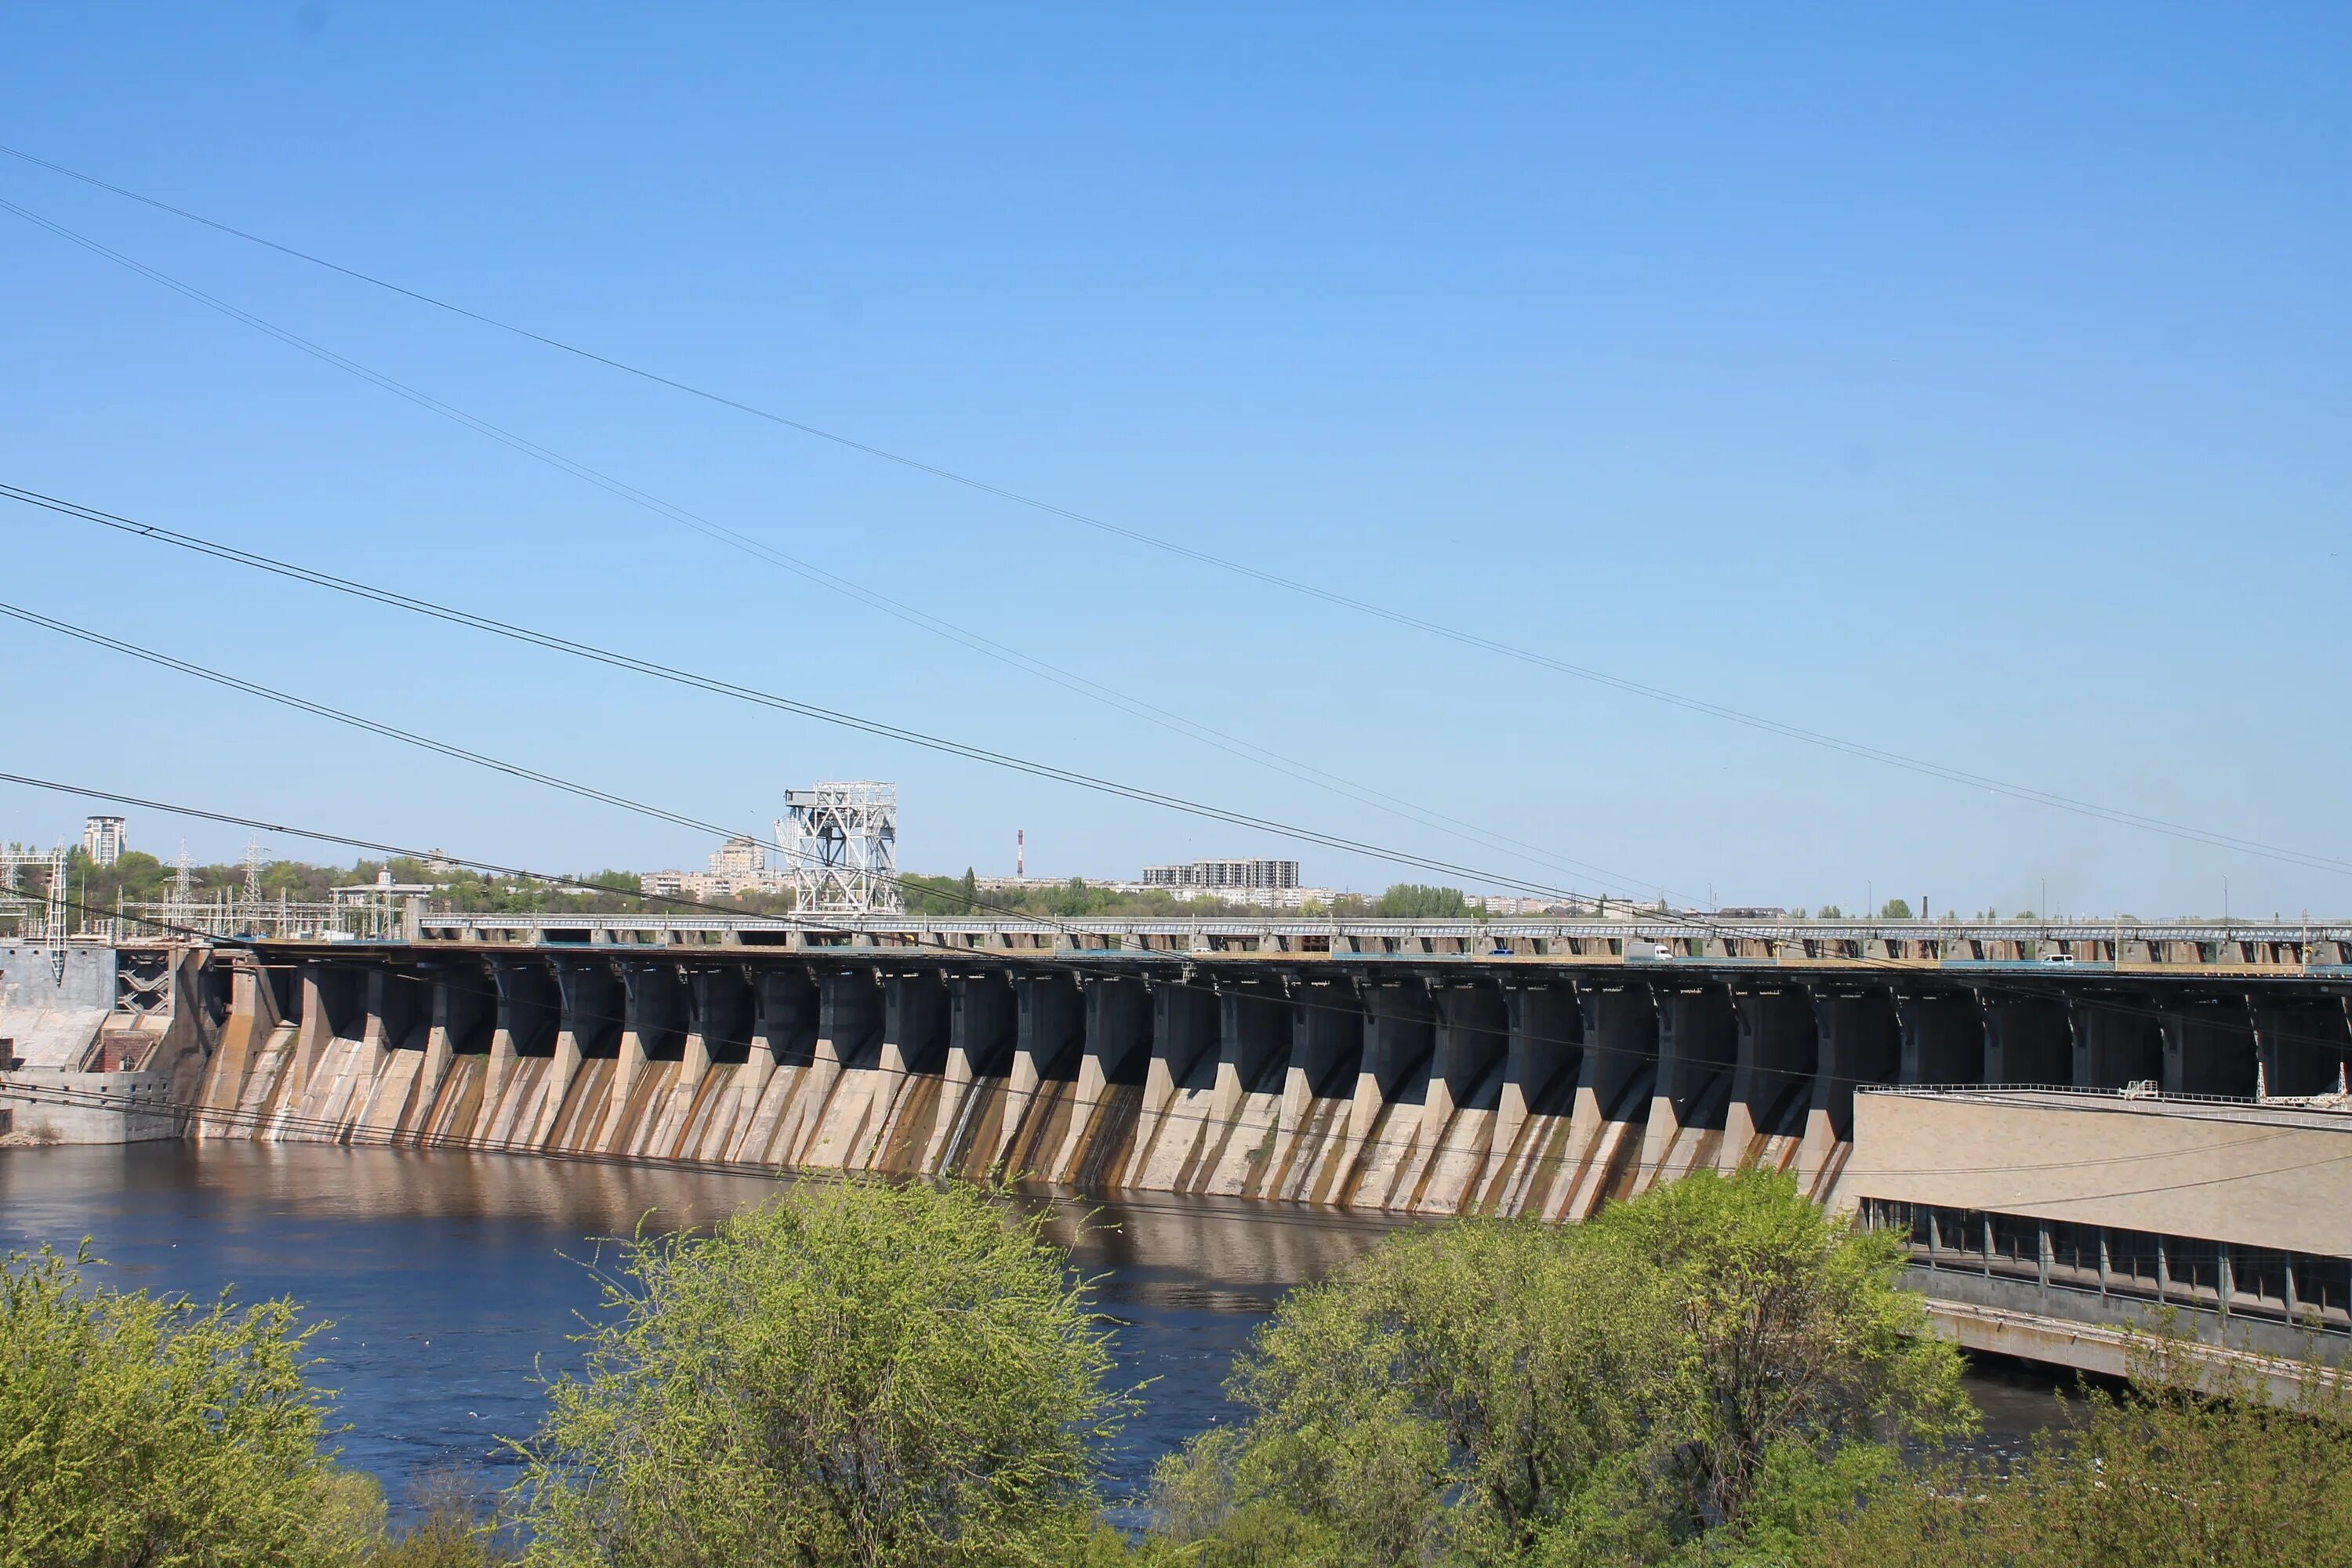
[[0, 1069, 180, 1143], [0, 942, 119, 1069], [1846, 1090, 2352, 1255]]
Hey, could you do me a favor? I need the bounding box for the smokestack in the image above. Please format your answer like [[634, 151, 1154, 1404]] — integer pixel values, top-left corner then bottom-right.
[[1017, 829, 1025, 878]]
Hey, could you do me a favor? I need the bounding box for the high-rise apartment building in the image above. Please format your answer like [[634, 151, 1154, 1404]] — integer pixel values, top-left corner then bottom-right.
[[1140, 858, 1301, 891], [82, 815, 125, 866]]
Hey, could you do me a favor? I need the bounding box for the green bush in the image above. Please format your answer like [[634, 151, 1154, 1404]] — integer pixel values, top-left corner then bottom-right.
[[1148, 1171, 1971, 1566], [1796, 1329, 2352, 1568], [0, 1242, 355, 1568], [510, 1178, 1128, 1567]]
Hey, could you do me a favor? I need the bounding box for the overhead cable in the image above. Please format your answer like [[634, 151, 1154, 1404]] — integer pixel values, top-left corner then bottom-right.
[[4, 144, 2345, 879]]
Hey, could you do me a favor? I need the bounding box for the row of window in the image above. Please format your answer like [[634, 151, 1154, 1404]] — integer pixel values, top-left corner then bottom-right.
[[1857, 1198, 2352, 1333]]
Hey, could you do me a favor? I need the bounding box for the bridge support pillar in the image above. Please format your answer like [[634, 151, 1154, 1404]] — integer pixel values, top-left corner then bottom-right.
[[816, 971, 880, 1074], [619, 962, 687, 1071], [1560, 984, 1657, 1216], [686, 968, 752, 1073], [1497, 983, 1578, 1156], [1214, 986, 1290, 1123], [881, 974, 949, 1080], [750, 970, 818, 1074], [680, 978, 710, 1082], [946, 975, 1014, 1086], [1348, 980, 1434, 1143], [977, 975, 1080, 1174], [1050, 976, 1151, 1181], [598, 964, 685, 1152], [1011, 975, 1083, 1096], [1280, 981, 1361, 1134], [488, 959, 557, 1071], [1722, 986, 1815, 1172], [1144, 983, 1218, 1119], [1800, 990, 1897, 1192], [419, 965, 489, 1123], [1639, 984, 1736, 1185], [919, 975, 1014, 1171], [1079, 978, 1149, 1093], [294, 963, 349, 1088], [539, 964, 619, 1145], [1425, 982, 1507, 1146]]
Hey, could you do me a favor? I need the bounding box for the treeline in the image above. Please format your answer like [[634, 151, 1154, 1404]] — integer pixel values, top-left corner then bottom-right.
[[8, 1171, 2341, 1567], [899, 870, 1284, 920], [900, 874, 1530, 921], [24, 847, 1551, 927]]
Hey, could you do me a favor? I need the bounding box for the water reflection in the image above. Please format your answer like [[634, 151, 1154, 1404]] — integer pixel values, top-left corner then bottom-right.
[[0, 1145, 1412, 1504], [0, 1144, 2063, 1512]]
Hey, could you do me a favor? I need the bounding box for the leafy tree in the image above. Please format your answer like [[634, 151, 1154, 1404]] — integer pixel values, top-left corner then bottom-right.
[[370, 1473, 515, 1567], [1374, 884, 1470, 919], [0, 1242, 358, 1568], [1797, 1328, 2352, 1567], [1814, 906, 1845, 920], [511, 1180, 1127, 1567], [899, 873, 975, 915], [1149, 1171, 1970, 1566], [1878, 898, 1913, 919]]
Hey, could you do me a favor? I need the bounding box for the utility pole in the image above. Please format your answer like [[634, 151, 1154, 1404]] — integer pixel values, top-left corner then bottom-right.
[[241, 837, 267, 934], [169, 840, 193, 931], [43, 842, 67, 979]]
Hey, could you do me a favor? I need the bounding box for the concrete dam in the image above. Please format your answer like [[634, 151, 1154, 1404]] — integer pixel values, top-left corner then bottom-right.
[[201, 955, 1713, 1218], [187, 914, 2352, 1221]]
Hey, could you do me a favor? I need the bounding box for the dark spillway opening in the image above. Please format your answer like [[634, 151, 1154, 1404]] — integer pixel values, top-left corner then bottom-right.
[[494, 962, 561, 1058], [691, 968, 754, 1065]]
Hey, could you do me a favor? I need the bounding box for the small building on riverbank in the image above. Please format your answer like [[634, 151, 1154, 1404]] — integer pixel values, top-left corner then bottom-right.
[[0, 942, 204, 1145]]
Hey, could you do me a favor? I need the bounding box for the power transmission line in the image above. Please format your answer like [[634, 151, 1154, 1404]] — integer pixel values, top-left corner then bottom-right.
[[4, 143, 2344, 880], [0, 194, 1654, 903], [0, 507, 1657, 904]]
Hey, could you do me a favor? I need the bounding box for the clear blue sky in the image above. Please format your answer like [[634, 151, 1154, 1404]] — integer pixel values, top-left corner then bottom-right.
[[3, 5, 2347, 916]]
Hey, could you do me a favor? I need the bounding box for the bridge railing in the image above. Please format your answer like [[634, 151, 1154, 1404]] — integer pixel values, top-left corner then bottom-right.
[[405, 912, 2352, 943], [1859, 1083, 2352, 1115]]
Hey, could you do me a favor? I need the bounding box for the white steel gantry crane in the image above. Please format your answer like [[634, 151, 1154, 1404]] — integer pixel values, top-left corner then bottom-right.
[[775, 782, 900, 916]]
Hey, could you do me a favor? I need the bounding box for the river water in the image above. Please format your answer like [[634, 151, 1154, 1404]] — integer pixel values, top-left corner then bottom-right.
[[0, 1144, 2063, 1515]]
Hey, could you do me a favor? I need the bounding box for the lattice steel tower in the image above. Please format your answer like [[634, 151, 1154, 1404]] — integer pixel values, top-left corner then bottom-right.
[[775, 782, 900, 915]]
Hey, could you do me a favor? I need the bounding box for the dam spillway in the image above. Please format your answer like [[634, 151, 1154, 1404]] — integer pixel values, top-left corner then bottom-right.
[[187, 913, 2352, 1224]]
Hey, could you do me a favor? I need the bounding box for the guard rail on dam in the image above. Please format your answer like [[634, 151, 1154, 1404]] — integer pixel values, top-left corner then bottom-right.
[[412, 912, 2352, 970], [6, 922, 2345, 1377]]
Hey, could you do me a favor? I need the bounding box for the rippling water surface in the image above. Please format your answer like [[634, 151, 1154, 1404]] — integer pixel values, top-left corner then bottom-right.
[[0, 1144, 2063, 1514]]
